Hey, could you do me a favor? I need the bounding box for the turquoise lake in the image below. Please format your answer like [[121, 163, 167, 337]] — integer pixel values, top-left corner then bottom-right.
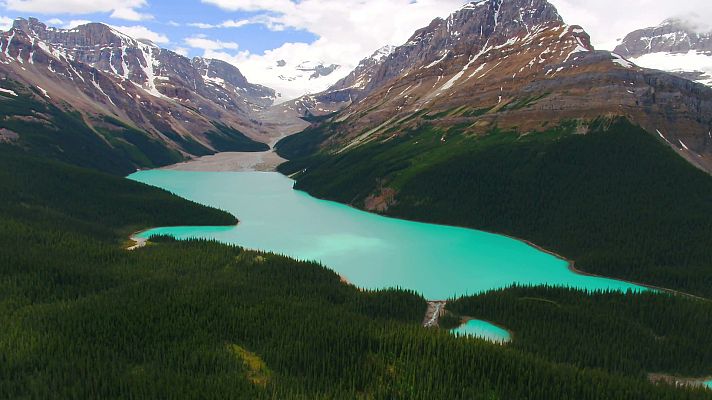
[[705, 380, 712, 389], [129, 170, 644, 300], [451, 320, 511, 343]]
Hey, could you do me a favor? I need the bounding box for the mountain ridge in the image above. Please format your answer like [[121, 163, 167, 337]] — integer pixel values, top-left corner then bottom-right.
[[0, 17, 279, 173]]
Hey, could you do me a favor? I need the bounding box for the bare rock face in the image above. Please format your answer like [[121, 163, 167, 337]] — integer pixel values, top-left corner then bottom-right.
[[291, 0, 712, 173], [192, 57, 275, 109], [365, 0, 563, 93], [0, 17, 277, 162]]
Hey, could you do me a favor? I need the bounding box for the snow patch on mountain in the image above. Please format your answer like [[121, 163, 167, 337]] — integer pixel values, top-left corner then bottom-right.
[[614, 18, 712, 86], [630, 51, 712, 86], [240, 58, 348, 104]]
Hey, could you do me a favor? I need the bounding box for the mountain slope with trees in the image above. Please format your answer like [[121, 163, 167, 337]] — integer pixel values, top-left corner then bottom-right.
[[2, 144, 712, 399]]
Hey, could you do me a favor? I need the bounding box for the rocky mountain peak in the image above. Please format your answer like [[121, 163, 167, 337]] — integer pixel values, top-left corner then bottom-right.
[[406, 0, 563, 51], [12, 17, 129, 48], [614, 19, 712, 58], [284, 0, 593, 120], [363, 0, 576, 94]]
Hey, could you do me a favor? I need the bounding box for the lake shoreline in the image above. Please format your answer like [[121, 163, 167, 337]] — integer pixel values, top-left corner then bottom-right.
[[458, 316, 514, 342], [127, 223, 240, 251], [127, 229, 149, 250], [287, 182, 708, 301], [452, 317, 513, 344], [129, 163, 698, 301], [648, 373, 712, 389], [497, 232, 708, 301]]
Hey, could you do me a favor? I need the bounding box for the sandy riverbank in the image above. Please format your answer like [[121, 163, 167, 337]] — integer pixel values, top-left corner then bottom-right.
[[161, 150, 286, 172], [127, 230, 148, 251], [161, 103, 308, 173], [649, 373, 712, 389]]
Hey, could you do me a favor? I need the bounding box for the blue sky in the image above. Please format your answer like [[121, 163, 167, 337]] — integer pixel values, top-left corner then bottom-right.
[[0, 0, 318, 56]]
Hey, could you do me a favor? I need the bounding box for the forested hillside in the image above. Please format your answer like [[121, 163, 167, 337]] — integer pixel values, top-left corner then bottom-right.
[[447, 286, 712, 378], [278, 118, 712, 298], [0, 85, 268, 176], [2, 145, 712, 398]]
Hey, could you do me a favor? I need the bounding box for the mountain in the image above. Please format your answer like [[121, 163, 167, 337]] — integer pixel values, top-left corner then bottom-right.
[[276, 0, 712, 296], [282, 46, 396, 117], [253, 58, 346, 103], [614, 19, 712, 86], [0, 18, 276, 174], [321, 45, 397, 105], [279, 0, 712, 173]]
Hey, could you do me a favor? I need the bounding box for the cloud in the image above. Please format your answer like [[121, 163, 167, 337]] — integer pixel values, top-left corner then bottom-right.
[[45, 17, 63, 26], [188, 22, 216, 29], [65, 19, 92, 29], [188, 19, 252, 29], [676, 14, 712, 34], [198, 0, 464, 97], [110, 24, 169, 44], [0, 16, 13, 31], [3, 0, 151, 21], [109, 7, 152, 21], [172, 46, 189, 56], [185, 35, 239, 51], [201, 0, 293, 12]]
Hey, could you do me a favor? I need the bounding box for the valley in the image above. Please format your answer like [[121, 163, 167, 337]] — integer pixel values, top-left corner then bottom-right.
[[2, 0, 712, 398]]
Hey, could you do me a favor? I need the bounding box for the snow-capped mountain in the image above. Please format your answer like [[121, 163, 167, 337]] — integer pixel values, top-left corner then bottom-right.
[[0, 17, 279, 171], [614, 19, 712, 86], [329, 45, 396, 97], [255, 58, 346, 103], [275, 45, 397, 118]]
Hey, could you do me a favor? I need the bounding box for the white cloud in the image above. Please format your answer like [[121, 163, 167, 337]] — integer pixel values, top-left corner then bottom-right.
[[65, 19, 92, 29], [201, 0, 293, 12], [188, 22, 216, 29], [172, 46, 189, 56], [185, 35, 239, 51], [188, 19, 252, 29], [198, 0, 464, 99], [0, 16, 14, 31], [45, 18, 63, 26], [3, 0, 151, 21], [110, 7, 152, 22], [110, 24, 169, 44]]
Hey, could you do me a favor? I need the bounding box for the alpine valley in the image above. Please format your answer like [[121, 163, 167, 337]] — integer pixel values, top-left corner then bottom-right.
[[2, 1, 712, 399]]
